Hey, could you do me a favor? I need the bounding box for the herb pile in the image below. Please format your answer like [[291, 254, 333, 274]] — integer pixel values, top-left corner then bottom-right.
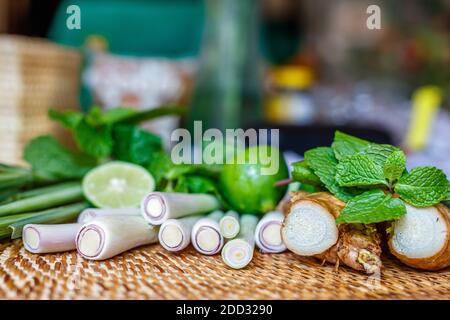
[[292, 131, 450, 224]]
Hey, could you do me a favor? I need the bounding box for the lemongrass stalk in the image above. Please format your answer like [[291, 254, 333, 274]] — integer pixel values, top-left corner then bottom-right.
[[141, 192, 220, 225], [0, 212, 39, 239], [191, 210, 224, 255], [0, 182, 83, 217], [9, 202, 89, 239], [254, 211, 286, 253], [76, 215, 158, 260], [23, 223, 81, 253], [158, 215, 203, 252], [77, 208, 140, 224], [221, 214, 259, 269], [219, 210, 240, 239], [2, 183, 74, 205]]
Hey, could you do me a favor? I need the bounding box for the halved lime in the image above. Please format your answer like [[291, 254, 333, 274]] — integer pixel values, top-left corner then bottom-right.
[[82, 161, 155, 208]]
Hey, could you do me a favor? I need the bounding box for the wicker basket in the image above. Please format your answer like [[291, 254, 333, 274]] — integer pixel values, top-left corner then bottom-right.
[[0, 35, 81, 165], [0, 240, 448, 299]]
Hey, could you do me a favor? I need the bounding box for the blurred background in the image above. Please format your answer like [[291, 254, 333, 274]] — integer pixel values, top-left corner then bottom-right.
[[0, 0, 449, 173]]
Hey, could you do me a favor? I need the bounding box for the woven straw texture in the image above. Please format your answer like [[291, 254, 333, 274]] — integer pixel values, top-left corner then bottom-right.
[[0, 35, 81, 165], [0, 240, 448, 300]]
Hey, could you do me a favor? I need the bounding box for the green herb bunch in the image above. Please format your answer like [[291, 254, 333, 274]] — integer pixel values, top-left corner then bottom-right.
[[292, 131, 450, 224]]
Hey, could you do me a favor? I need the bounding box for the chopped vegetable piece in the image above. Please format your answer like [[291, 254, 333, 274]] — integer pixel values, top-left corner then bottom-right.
[[158, 216, 203, 252], [221, 214, 259, 269], [191, 211, 224, 255], [141, 192, 220, 225], [23, 223, 81, 254], [76, 215, 158, 260], [255, 211, 286, 253], [219, 210, 240, 239]]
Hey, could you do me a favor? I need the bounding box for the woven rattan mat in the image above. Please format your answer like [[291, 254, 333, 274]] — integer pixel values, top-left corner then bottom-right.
[[0, 239, 448, 299]]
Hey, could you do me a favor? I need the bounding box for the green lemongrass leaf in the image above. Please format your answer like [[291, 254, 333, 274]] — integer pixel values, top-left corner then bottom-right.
[[304, 147, 359, 201], [336, 189, 406, 224], [0, 182, 75, 205], [331, 131, 370, 160], [9, 202, 89, 239], [24, 135, 96, 179], [0, 211, 38, 239], [85, 106, 137, 126], [291, 160, 322, 186], [383, 150, 406, 183], [336, 154, 387, 187], [0, 182, 83, 217], [394, 166, 449, 207]]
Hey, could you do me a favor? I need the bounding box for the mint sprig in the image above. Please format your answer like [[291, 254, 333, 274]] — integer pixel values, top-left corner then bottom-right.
[[383, 150, 406, 184], [292, 131, 449, 225]]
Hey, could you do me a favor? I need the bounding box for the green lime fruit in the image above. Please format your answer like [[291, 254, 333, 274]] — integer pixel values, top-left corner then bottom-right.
[[219, 145, 288, 214], [83, 161, 155, 208]]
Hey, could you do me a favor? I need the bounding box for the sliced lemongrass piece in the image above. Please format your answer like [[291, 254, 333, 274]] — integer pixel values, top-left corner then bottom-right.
[[141, 192, 220, 225], [281, 200, 338, 256], [221, 214, 259, 269], [255, 211, 286, 253], [388, 203, 450, 270], [77, 208, 140, 223], [158, 215, 203, 252], [191, 210, 224, 255], [23, 223, 81, 253], [76, 215, 158, 260], [219, 210, 240, 239]]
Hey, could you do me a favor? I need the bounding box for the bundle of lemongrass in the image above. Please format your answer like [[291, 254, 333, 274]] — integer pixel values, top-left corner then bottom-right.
[[22, 192, 286, 269]]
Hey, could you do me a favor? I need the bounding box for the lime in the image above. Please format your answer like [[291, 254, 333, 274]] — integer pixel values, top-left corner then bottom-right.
[[219, 145, 288, 214], [82, 161, 155, 208]]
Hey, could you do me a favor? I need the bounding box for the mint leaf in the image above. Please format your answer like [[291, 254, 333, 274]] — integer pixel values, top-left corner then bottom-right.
[[147, 150, 174, 189], [24, 135, 96, 179], [304, 147, 358, 201], [336, 189, 406, 224], [48, 109, 83, 129], [383, 150, 406, 183], [331, 131, 370, 160], [291, 160, 322, 186], [394, 166, 449, 207], [335, 154, 387, 187], [112, 124, 162, 166], [74, 119, 113, 158], [360, 144, 399, 167]]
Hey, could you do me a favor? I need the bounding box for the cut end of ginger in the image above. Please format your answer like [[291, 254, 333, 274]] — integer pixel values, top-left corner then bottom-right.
[[391, 204, 448, 259], [282, 200, 338, 256]]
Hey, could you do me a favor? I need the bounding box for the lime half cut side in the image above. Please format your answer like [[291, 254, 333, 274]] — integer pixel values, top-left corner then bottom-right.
[[82, 161, 155, 208]]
